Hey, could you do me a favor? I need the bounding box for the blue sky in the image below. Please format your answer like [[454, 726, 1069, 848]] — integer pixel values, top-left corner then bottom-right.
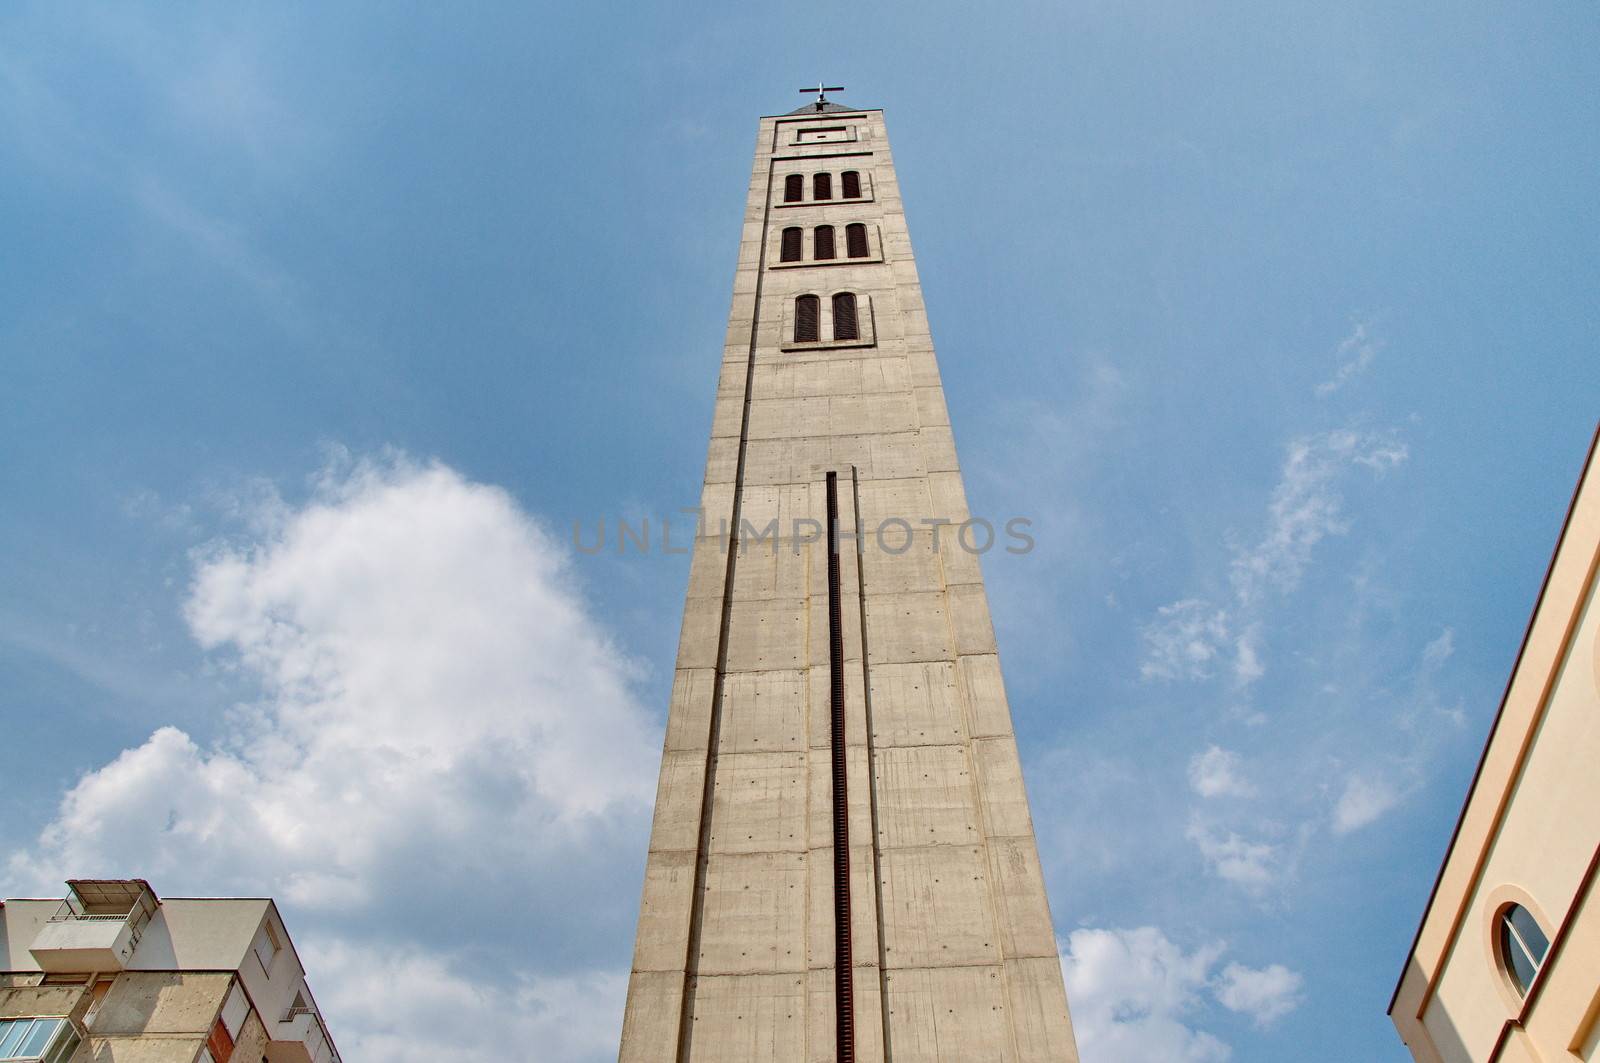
[[2, 3, 1596, 1060]]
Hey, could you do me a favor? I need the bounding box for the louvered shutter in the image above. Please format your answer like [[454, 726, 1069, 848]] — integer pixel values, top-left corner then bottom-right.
[[813, 173, 832, 200], [841, 171, 861, 198], [784, 174, 803, 202], [831, 293, 858, 341], [846, 224, 868, 258], [814, 226, 836, 260], [795, 296, 820, 342], [781, 227, 802, 262]]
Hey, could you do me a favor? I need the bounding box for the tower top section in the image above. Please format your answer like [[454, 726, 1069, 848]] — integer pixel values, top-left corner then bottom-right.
[[789, 81, 854, 114]]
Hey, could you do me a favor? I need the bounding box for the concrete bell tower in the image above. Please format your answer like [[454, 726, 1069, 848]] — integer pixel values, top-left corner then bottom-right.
[[618, 92, 1080, 1063]]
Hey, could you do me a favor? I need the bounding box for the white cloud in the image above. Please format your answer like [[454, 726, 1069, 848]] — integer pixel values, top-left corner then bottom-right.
[[1062, 927, 1231, 1063], [304, 939, 628, 1063], [6, 454, 661, 1060], [1062, 927, 1306, 1061], [1188, 746, 1256, 799], [1185, 818, 1281, 892], [1232, 626, 1265, 686], [14, 456, 657, 900], [1422, 627, 1455, 669], [1143, 429, 1408, 686], [1315, 321, 1382, 397], [1230, 430, 1408, 607], [1332, 774, 1402, 834], [1214, 962, 1304, 1027], [1133, 425, 1428, 902], [1140, 599, 1231, 681]]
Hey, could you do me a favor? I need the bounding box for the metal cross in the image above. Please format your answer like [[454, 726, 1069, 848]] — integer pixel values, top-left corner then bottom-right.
[[799, 83, 844, 106]]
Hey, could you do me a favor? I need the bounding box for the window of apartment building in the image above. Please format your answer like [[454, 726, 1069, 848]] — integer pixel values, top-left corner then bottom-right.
[[784, 174, 803, 203], [780, 227, 802, 262], [1498, 903, 1550, 995], [812, 173, 832, 201], [0, 1017, 81, 1063], [841, 171, 861, 198], [253, 920, 282, 974]]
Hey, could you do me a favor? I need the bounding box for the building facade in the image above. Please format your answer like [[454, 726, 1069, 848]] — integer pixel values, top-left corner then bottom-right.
[[1391, 428, 1600, 1061], [0, 879, 339, 1063], [617, 96, 1079, 1062]]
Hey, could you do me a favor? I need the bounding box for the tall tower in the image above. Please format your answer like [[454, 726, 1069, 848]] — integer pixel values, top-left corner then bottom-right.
[[620, 92, 1079, 1063]]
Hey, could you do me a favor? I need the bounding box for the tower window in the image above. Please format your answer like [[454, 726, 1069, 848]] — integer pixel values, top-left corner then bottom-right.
[[845, 224, 868, 259], [784, 174, 803, 203], [780, 227, 803, 262], [841, 171, 861, 198], [1498, 904, 1550, 995], [795, 295, 820, 343], [832, 293, 858, 341], [813, 173, 832, 201], [814, 225, 836, 260]]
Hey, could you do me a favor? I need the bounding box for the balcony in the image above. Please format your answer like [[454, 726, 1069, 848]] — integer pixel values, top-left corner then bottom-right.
[[27, 880, 158, 974], [266, 1004, 341, 1063]]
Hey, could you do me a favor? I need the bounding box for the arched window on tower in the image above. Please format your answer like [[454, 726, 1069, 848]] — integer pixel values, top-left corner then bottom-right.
[[814, 225, 836, 260], [845, 224, 869, 259], [1498, 904, 1550, 996], [795, 295, 820, 343], [784, 174, 803, 203], [841, 171, 861, 198], [780, 227, 803, 262], [832, 293, 858, 341], [813, 173, 833, 201]]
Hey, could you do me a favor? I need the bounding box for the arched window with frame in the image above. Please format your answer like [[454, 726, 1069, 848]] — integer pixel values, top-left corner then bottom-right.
[[780, 227, 803, 262], [1498, 904, 1550, 996], [794, 295, 820, 343], [814, 225, 836, 260], [845, 223, 869, 259], [784, 174, 803, 203], [841, 171, 861, 198], [813, 172, 832, 201], [832, 292, 858, 341]]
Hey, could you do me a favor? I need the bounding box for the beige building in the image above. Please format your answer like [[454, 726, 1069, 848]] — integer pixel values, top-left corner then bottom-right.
[[1392, 427, 1600, 1061], [617, 92, 1079, 1061], [0, 879, 339, 1063]]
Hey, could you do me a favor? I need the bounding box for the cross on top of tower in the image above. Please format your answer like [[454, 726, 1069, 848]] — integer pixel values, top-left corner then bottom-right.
[[799, 82, 844, 109]]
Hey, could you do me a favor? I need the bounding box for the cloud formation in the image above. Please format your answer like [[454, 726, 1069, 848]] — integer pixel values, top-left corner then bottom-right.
[[1140, 599, 1232, 682], [1131, 427, 1419, 888], [1332, 775, 1402, 835], [304, 939, 628, 1063], [1141, 429, 1407, 699], [1230, 429, 1408, 608], [1315, 321, 1383, 397], [7, 454, 660, 1060], [1063, 926, 1231, 1062], [1061, 926, 1304, 1061], [1185, 818, 1283, 892], [1214, 962, 1304, 1027], [1188, 746, 1256, 799]]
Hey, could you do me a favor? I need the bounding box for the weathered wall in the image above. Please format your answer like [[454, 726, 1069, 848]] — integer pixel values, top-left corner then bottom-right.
[[84, 971, 228, 1062]]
